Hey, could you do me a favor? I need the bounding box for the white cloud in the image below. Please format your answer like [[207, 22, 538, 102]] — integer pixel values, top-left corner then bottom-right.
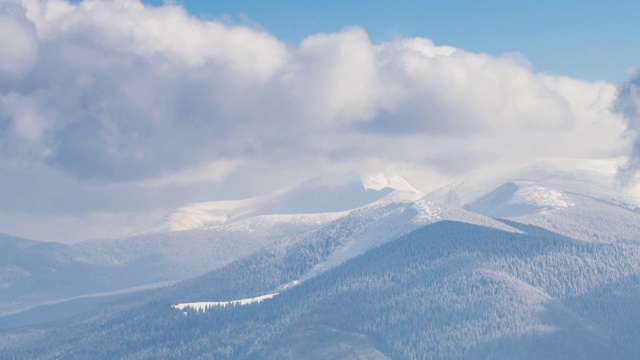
[[0, 0, 630, 241], [614, 72, 640, 184], [138, 158, 242, 187], [0, 210, 165, 242], [1, 92, 48, 141], [375, 42, 573, 134], [0, 1, 38, 76], [22, 0, 288, 79], [288, 27, 384, 124]]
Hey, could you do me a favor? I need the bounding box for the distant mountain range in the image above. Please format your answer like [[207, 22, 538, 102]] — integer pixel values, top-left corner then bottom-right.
[[3, 159, 640, 359]]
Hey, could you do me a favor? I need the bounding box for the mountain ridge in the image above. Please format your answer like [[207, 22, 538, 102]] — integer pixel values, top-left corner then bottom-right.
[[4, 161, 640, 359]]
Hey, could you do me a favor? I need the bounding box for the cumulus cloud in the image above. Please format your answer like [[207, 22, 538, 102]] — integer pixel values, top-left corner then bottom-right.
[[0, 0, 630, 241]]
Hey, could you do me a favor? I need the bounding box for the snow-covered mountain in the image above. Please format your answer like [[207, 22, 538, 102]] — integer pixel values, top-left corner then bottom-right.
[[0, 233, 40, 264], [426, 157, 640, 211], [9, 201, 640, 359], [426, 157, 640, 243], [74, 172, 424, 282], [146, 172, 422, 233], [4, 162, 640, 359], [0, 172, 422, 321]]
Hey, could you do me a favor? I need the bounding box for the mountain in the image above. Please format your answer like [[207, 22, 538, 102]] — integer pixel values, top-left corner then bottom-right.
[[465, 181, 640, 244], [425, 157, 640, 241], [252, 221, 640, 359], [78, 172, 423, 284], [147, 172, 421, 233], [426, 157, 640, 211], [8, 219, 640, 359], [4, 163, 640, 359], [162, 197, 517, 304], [0, 173, 420, 326], [0, 233, 40, 264]]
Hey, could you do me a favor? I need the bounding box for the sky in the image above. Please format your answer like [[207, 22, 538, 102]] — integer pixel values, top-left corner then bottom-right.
[[0, 0, 638, 242], [146, 0, 640, 83]]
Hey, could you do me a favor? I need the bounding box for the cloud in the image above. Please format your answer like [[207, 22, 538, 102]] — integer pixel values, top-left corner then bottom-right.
[[1, 92, 49, 142], [362, 39, 573, 135], [614, 71, 640, 184], [0, 0, 630, 241], [137, 158, 241, 187], [22, 0, 287, 77], [0, 1, 38, 77], [289, 27, 384, 124]]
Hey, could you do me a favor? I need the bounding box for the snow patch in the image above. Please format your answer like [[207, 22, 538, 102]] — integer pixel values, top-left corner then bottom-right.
[[466, 182, 575, 219], [511, 182, 574, 209], [361, 172, 420, 192], [412, 200, 443, 224], [173, 292, 279, 313]]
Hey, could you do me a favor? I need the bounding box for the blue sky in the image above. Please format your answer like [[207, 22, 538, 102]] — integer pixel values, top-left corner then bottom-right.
[[141, 0, 639, 83]]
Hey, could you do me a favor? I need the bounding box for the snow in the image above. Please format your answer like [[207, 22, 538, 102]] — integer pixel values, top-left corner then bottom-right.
[[509, 192, 640, 244], [465, 181, 575, 218], [419, 157, 640, 245], [426, 157, 640, 211], [221, 212, 346, 235], [13, 154, 640, 360], [142, 172, 424, 234], [361, 172, 420, 192], [169, 195, 523, 311], [297, 198, 522, 282], [12, 156, 640, 358], [173, 293, 279, 312], [509, 182, 574, 209], [144, 197, 263, 233]]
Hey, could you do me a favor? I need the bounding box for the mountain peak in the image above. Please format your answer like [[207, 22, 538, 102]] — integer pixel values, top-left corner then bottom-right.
[[466, 181, 575, 218], [360, 172, 420, 192], [426, 157, 640, 212], [143, 172, 423, 234]]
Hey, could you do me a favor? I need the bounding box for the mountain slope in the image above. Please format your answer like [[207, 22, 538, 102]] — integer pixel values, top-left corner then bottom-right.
[[6, 164, 640, 359], [162, 199, 518, 304], [148, 172, 421, 233], [256, 222, 640, 359], [426, 158, 640, 211], [0, 233, 40, 264], [505, 190, 640, 244], [426, 158, 640, 243], [0, 173, 421, 324], [10, 220, 640, 359]]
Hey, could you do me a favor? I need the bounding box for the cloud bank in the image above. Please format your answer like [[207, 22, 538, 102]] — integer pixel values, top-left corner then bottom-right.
[[0, 0, 630, 241]]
